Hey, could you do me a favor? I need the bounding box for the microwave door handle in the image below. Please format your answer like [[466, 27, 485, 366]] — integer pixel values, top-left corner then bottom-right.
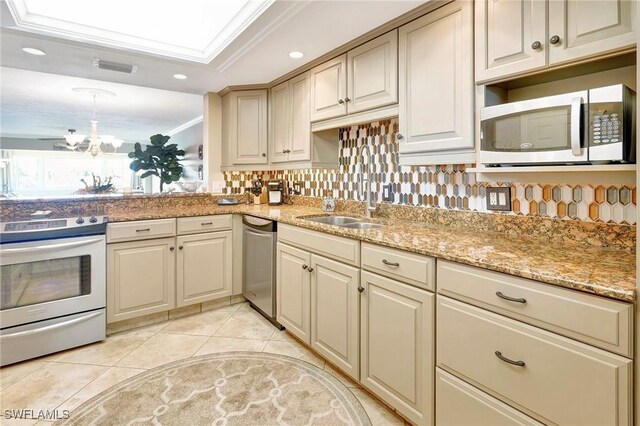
[[571, 97, 583, 156]]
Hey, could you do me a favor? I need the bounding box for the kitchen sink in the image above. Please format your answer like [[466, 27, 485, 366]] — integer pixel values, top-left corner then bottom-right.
[[303, 215, 385, 229]]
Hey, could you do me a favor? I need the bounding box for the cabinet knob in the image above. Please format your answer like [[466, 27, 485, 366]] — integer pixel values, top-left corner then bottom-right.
[[549, 35, 560, 45], [397, 133, 404, 140], [302, 264, 308, 270], [344, 97, 351, 103], [170, 246, 175, 251], [178, 246, 184, 250], [261, 153, 266, 157], [358, 286, 365, 293], [531, 40, 542, 50], [307, 267, 314, 272], [338, 99, 344, 104]]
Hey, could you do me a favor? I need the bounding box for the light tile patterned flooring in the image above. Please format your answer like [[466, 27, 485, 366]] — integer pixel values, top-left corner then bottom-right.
[[0, 302, 408, 426]]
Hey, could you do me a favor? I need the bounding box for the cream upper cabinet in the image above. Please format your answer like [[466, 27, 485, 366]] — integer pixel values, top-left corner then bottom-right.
[[475, 0, 637, 83], [269, 72, 311, 164], [398, 0, 474, 165], [360, 271, 434, 425], [276, 242, 312, 344], [310, 255, 360, 380], [310, 55, 347, 122], [107, 237, 176, 323], [548, 0, 637, 65], [347, 30, 398, 114], [225, 89, 268, 165], [475, 0, 547, 82], [176, 231, 232, 307]]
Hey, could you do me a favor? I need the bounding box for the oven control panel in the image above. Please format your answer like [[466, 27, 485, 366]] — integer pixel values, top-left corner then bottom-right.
[[4, 219, 68, 232], [0, 216, 108, 244]]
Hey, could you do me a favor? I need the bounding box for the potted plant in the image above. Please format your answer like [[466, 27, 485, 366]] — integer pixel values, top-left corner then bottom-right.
[[128, 134, 185, 192]]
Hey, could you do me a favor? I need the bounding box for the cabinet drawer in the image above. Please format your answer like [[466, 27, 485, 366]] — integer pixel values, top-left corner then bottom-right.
[[107, 219, 176, 243], [437, 296, 632, 426], [278, 224, 359, 266], [436, 368, 543, 426], [177, 215, 232, 235], [437, 260, 633, 357], [362, 243, 435, 291]]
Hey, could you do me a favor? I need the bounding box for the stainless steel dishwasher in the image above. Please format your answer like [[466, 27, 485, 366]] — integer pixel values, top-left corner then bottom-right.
[[242, 215, 283, 328]]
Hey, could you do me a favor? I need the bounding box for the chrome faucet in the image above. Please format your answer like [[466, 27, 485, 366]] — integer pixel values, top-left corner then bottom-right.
[[359, 142, 376, 219]]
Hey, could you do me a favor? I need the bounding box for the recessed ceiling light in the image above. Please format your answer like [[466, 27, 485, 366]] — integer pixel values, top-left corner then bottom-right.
[[288, 51, 304, 59], [22, 47, 46, 56], [173, 74, 188, 80]]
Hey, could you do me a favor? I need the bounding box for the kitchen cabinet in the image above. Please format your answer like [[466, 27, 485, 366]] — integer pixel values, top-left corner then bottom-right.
[[106, 216, 233, 323], [475, 0, 637, 83], [310, 31, 398, 122], [107, 237, 176, 323], [222, 89, 268, 166], [269, 72, 311, 164], [398, 0, 474, 165], [276, 242, 312, 344], [176, 231, 232, 307], [310, 255, 360, 380], [360, 270, 434, 425]]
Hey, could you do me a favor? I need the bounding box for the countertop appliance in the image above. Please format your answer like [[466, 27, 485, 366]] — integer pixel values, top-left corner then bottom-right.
[[242, 215, 282, 329], [267, 180, 286, 206], [480, 84, 636, 166], [0, 215, 108, 366]]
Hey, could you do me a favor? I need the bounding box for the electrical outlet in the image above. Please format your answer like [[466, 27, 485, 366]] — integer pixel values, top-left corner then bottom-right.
[[382, 184, 394, 202], [486, 187, 511, 211]]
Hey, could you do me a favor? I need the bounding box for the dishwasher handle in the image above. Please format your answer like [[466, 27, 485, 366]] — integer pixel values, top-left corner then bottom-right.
[[242, 215, 276, 232]]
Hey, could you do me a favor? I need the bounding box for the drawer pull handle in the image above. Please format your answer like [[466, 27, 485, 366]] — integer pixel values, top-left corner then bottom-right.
[[382, 259, 400, 267], [201, 222, 213, 225], [136, 228, 151, 232], [495, 351, 525, 367], [496, 291, 526, 304]]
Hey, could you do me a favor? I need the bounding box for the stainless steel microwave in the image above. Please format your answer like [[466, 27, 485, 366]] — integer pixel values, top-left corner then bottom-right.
[[480, 84, 636, 166]]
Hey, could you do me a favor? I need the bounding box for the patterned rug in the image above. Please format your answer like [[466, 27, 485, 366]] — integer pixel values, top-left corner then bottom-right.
[[57, 352, 371, 426]]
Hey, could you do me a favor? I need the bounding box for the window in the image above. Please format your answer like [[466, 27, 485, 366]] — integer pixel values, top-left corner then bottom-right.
[[3, 150, 134, 196]]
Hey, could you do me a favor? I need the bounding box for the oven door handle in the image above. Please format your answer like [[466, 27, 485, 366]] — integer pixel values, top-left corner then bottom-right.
[[0, 311, 103, 339], [570, 97, 583, 156], [1, 237, 104, 255]]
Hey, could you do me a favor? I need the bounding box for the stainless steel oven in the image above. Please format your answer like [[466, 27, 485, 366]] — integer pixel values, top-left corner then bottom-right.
[[480, 84, 636, 166], [0, 215, 107, 366]]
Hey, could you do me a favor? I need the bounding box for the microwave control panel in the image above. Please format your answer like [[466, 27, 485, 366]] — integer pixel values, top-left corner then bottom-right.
[[591, 103, 621, 145]]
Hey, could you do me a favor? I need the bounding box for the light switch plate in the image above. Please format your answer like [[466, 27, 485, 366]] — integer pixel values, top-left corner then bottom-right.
[[486, 187, 511, 211], [382, 184, 393, 202]]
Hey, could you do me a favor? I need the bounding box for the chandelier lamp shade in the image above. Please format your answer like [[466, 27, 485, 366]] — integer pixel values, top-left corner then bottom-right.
[[64, 89, 123, 157]]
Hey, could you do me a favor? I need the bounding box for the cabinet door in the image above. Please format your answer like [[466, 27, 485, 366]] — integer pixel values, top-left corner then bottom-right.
[[230, 90, 268, 164], [288, 72, 311, 162], [310, 255, 360, 380], [310, 54, 347, 122], [475, 0, 547, 82], [107, 237, 175, 323], [269, 81, 290, 163], [398, 0, 474, 158], [548, 0, 637, 65], [360, 271, 434, 425], [347, 30, 398, 114], [276, 243, 311, 344], [176, 231, 232, 307]]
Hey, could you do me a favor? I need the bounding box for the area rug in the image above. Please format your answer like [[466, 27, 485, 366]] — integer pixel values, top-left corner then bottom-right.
[[57, 352, 371, 426]]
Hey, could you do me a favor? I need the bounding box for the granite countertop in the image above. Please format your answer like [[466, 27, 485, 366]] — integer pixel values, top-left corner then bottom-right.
[[108, 203, 636, 303]]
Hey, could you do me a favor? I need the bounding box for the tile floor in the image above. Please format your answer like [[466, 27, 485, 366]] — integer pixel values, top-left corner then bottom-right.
[[0, 302, 408, 426]]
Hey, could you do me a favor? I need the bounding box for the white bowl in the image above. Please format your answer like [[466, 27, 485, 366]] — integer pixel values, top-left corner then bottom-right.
[[177, 181, 201, 193]]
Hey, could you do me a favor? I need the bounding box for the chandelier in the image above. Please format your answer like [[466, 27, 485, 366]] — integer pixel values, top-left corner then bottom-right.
[[64, 88, 123, 157]]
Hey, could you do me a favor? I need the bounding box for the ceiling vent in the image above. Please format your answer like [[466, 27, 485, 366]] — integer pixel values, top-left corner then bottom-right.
[[93, 59, 138, 74]]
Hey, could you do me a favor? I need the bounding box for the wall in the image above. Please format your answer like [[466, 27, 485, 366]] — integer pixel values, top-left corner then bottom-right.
[[170, 121, 203, 182], [224, 118, 637, 226]]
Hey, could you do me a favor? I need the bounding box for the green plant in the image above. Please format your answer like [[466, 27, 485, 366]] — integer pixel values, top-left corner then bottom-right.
[[128, 134, 185, 192], [77, 173, 116, 194]]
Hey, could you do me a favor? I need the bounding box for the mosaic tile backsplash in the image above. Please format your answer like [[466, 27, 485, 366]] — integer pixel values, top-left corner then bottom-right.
[[224, 119, 636, 225]]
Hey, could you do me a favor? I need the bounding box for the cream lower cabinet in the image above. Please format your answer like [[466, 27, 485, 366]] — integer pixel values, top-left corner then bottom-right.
[[360, 270, 434, 425], [176, 231, 232, 307], [277, 241, 360, 380], [107, 237, 176, 323]]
